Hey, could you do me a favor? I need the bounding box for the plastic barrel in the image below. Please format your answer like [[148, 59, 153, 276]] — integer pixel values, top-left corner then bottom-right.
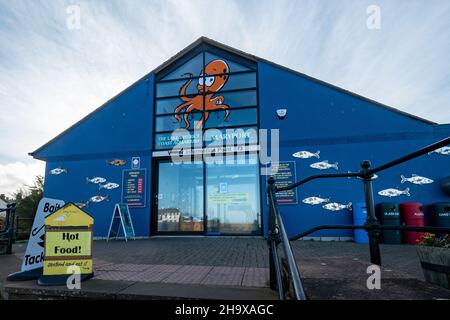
[[400, 202, 424, 245], [353, 203, 368, 244], [376, 203, 402, 244], [428, 203, 450, 228]]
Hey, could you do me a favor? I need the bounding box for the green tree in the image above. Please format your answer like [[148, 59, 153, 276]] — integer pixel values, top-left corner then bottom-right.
[[13, 175, 44, 219]]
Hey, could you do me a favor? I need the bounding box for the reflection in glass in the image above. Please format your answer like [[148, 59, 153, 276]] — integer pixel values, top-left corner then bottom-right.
[[206, 108, 258, 128], [206, 154, 261, 234], [160, 53, 203, 80], [157, 161, 204, 232], [220, 72, 257, 91], [205, 52, 253, 73], [156, 78, 200, 98], [217, 90, 257, 108], [156, 112, 203, 132]]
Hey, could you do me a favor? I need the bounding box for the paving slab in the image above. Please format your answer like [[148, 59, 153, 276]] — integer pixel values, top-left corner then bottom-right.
[[201, 266, 246, 286], [116, 281, 277, 300], [162, 265, 213, 284]]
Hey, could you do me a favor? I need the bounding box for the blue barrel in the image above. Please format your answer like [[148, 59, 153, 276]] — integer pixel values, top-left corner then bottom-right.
[[353, 202, 368, 244]]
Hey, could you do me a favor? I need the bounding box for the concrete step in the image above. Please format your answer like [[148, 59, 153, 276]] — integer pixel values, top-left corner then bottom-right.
[[3, 279, 278, 300]]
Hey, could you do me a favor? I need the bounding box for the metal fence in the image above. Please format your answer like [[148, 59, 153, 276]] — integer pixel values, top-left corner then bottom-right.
[[0, 203, 17, 255], [267, 137, 450, 300]]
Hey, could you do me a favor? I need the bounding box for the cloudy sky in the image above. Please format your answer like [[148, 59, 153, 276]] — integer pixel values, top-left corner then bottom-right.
[[1, 0, 449, 195]]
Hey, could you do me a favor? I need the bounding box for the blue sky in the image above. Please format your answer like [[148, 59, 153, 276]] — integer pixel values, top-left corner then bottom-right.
[[1, 0, 450, 195]]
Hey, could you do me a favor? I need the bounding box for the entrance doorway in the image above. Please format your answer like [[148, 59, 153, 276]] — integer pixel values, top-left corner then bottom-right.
[[153, 154, 261, 235]]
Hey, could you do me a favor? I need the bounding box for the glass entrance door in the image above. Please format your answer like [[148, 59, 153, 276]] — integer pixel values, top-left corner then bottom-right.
[[154, 154, 261, 235], [205, 153, 261, 235], [156, 160, 204, 233]]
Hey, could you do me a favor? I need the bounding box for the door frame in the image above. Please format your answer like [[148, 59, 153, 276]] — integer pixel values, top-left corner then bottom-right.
[[151, 157, 205, 235], [150, 153, 263, 236]]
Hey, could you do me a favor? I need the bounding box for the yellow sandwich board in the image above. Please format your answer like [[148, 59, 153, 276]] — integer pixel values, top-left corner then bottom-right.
[[38, 203, 94, 286]]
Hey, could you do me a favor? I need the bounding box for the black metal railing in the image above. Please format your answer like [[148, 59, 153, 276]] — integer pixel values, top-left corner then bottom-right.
[[267, 136, 450, 300], [14, 216, 34, 241], [0, 203, 17, 255]]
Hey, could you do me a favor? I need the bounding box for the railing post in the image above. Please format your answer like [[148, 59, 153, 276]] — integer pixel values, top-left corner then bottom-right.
[[6, 203, 16, 255], [267, 177, 278, 290], [360, 160, 382, 266]]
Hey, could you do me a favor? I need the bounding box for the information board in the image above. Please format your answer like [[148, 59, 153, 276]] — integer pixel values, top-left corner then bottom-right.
[[38, 203, 94, 286], [121, 169, 147, 207], [270, 161, 298, 205], [7, 198, 65, 281], [107, 203, 136, 242]]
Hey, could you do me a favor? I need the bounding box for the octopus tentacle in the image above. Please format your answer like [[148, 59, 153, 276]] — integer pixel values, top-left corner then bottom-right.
[[178, 73, 194, 102], [174, 101, 192, 122]]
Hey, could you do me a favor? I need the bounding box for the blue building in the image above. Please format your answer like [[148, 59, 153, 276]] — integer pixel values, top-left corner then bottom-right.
[[30, 37, 450, 239]]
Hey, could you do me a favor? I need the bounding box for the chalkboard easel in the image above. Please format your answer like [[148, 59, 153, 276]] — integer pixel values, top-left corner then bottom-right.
[[107, 203, 136, 242]]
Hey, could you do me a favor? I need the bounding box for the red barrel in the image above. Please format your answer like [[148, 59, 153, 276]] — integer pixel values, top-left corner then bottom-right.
[[400, 202, 424, 244]]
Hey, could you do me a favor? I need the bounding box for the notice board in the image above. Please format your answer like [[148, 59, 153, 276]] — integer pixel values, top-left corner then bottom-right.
[[270, 161, 298, 205], [121, 169, 147, 207]]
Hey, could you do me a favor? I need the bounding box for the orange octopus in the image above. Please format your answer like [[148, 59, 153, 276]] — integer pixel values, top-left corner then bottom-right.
[[174, 60, 230, 129]]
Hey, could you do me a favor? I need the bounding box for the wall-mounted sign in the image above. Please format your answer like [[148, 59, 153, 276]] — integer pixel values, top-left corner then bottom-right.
[[107, 203, 136, 242], [38, 203, 94, 286], [270, 161, 298, 205], [7, 198, 65, 281], [131, 157, 141, 169], [152, 144, 259, 158], [121, 169, 147, 207]]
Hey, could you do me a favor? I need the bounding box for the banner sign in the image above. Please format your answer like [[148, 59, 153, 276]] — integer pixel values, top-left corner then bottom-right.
[[7, 198, 65, 281], [107, 203, 136, 242], [270, 161, 298, 205], [121, 169, 147, 207], [38, 203, 94, 286]]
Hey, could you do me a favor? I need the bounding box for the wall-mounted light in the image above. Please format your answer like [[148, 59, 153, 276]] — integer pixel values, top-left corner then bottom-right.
[[276, 108, 287, 120]]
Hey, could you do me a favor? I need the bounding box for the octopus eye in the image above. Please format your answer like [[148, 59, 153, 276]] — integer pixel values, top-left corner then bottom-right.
[[198, 77, 204, 86], [205, 76, 215, 87]]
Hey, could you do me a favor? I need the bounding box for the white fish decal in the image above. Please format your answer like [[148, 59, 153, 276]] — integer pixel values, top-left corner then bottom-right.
[[88, 195, 109, 203], [99, 182, 120, 190], [302, 196, 330, 205], [293, 150, 320, 159], [400, 174, 433, 185], [322, 202, 352, 211], [428, 146, 450, 156], [86, 177, 107, 184], [75, 202, 89, 209], [49, 167, 67, 175], [378, 188, 410, 197], [310, 160, 338, 170]]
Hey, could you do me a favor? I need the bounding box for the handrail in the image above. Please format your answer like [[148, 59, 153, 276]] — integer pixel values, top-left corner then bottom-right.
[[266, 136, 450, 299], [267, 178, 306, 300]]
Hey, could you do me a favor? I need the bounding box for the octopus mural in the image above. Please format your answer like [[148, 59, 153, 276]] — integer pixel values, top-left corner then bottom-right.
[[174, 60, 230, 129]]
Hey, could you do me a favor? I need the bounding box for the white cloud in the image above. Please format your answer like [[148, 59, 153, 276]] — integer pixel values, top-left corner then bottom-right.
[[0, 161, 45, 196]]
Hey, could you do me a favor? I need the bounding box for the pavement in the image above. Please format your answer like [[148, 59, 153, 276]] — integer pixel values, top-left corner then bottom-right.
[[1, 237, 449, 300]]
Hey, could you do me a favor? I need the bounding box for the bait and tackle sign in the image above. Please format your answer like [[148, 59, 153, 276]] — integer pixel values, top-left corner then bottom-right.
[[7, 198, 65, 281], [38, 203, 94, 286]]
